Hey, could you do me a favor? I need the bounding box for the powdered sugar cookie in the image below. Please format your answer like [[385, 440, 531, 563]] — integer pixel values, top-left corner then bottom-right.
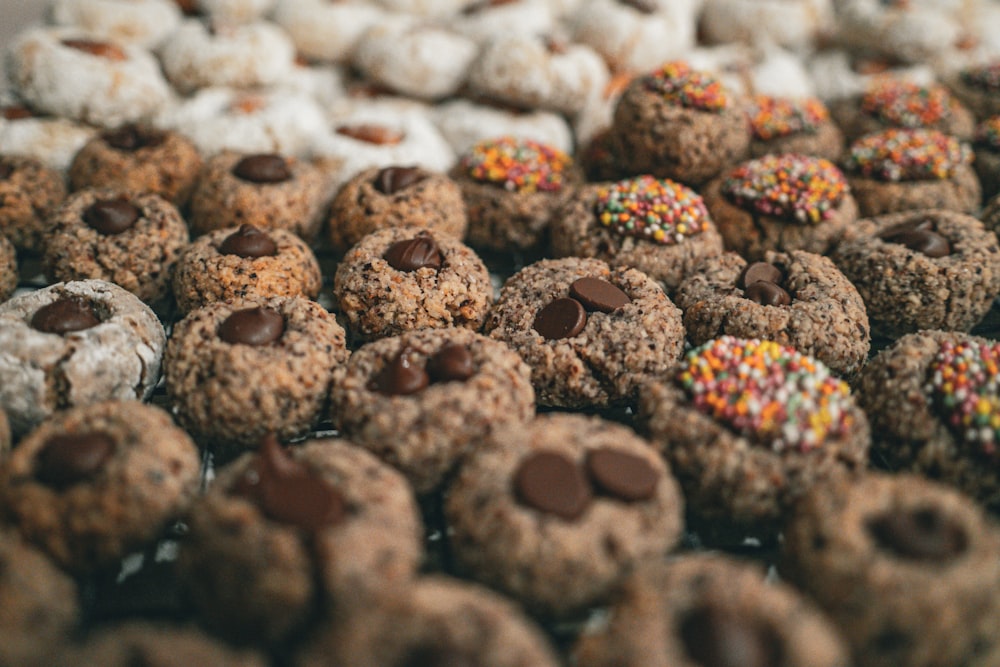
[[432, 98, 573, 156], [686, 44, 816, 100], [373, 0, 474, 19], [700, 0, 835, 52], [6, 27, 172, 128], [449, 0, 557, 44], [0, 102, 95, 174], [807, 48, 937, 103], [836, 0, 966, 65], [194, 0, 275, 23], [272, 0, 385, 64], [47, 0, 182, 49]]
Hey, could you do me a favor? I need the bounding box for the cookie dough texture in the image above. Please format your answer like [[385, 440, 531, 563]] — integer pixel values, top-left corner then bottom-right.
[[172, 226, 322, 314], [0, 280, 166, 438], [165, 296, 349, 451], [573, 554, 850, 667], [830, 210, 1000, 338], [0, 400, 201, 573], [0, 155, 67, 253], [676, 251, 870, 378], [0, 234, 15, 302], [178, 438, 422, 646], [43, 188, 190, 304], [484, 257, 685, 408], [333, 227, 492, 342], [298, 577, 560, 667], [446, 413, 684, 618], [847, 164, 981, 218], [330, 327, 535, 493], [749, 119, 845, 161], [783, 473, 1000, 667], [326, 166, 467, 253]]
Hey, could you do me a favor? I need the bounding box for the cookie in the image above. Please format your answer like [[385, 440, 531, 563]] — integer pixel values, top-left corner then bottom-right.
[[171, 224, 322, 314], [746, 95, 845, 161], [700, 0, 834, 51], [701, 154, 859, 262], [973, 115, 1000, 201], [431, 98, 574, 157], [196, 0, 275, 23], [0, 101, 96, 173], [949, 62, 1000, 121], [675, 250, 870, 378], [549, 175, 725, 296], [0, 407, 10, 455], [48, 0, 183, 49], [0, 234, 16, 303], [326, 165, 467, 254], [835, 0, 967, 65], [164, 296, 349, 452], [188, 151, 330, 241], [448, 0, 557, 44], [573, 554, 849, 667], [842, 128, 980, 217], [329, 327, 535, 493], [638, 336, 870, 538], [0, 154, 68, 254], [782, 473, 1000, 667], [177, 435, 422, 646], [830, 209, 1000, 338], [271, 0, 385, 64], [446, 413, 684, 618], [807, 48, 937, 104], [68, 124, 203, 206], [0, 400, 200, 573], [0, 280, 166, 438], [43, 188, 189, 304]]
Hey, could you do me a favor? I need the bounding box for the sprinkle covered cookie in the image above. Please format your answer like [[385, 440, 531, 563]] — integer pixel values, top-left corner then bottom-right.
[[746, 95, 843, 160]]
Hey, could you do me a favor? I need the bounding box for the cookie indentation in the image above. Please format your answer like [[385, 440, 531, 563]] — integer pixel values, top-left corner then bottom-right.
[[679, 606, 782, 667], [595, 176, 709, 244], [867, 507, 967, 562], [722, 154, 847, 224], [878, 219, 951, 257], [374, 166, 426, 195], [218, 307, 285, 346], [369, 346, 430, 396], [30, 298, 100, 334], [459, 137, 572, 194], [426, 344, 476, 383], [232, 154, 292, 184], [83, 199, 141, 235], [569, 277, 631, 313], [585, 447, 658, 501], [383, 234, 442, 272], [219, 225, 279, 258], [514, 451, 592, 520], [36, 432, 116, 489]]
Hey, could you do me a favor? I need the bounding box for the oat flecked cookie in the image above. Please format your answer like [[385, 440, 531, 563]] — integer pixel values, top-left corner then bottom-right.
[[0, 234, 16, 303], [0, 154, 67, 254]]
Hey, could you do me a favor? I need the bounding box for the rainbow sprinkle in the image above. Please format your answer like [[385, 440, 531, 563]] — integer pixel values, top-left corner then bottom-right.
[[721, 154, 847, 224], [643, 61, 728, 112], [594, 176, 708, 244], [975, 116, 1000, 150], [961, 62, 1000, 91], [677, 337, 853, 453], [844, 128, 972, 182], [860, 79, 954, 128], [925, 339, 1000, 460], [747, 95, 829, 141], [461, 136, 572, 194]]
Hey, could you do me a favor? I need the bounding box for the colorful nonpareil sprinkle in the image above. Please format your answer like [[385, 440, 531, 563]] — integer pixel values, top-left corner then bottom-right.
[[975, 116, 1000, 150], [860, 79, 953, 128], [461, 136, 572, 194], [721, 154, 847, 224], [961, 62, 1000, 91], [926, 339, 1000, 460], [594, 176, 708, 244], [747, 95, 829, 141], [643, 61, 727, 112], [677, 337, 853, 453], [844, 128, 972, 182]]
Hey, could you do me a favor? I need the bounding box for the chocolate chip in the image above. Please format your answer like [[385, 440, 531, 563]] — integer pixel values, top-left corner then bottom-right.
[[586, 447, 659, 501], [426, 344, 476, 383], [30, 298, 100, 334], [369, 347, 430, 396], [335, 124, 405, 145], [374, 166, 426, 195], [680, 606, 782, 667], [232, 154, 292, 184], [219, 224, 278, 258], [533, 298, 587, 340], [2, 105, 33, 120], [218, 307, 285, 346], [868, 507, 967, 562], [383, 234, 443, 272], [102, 124, 165, 151], [514, 451, 592, 520], [36, 432, 116, 489], [738, 262, 783, 289], [233, 435, 347, 531], [61, 39, 127, 61], [619, 0, 657, 13], [569, 277, 631, 313], [83, 198, 140, 235], [744, 280, 792, 306], [879, 221, 951, 258]]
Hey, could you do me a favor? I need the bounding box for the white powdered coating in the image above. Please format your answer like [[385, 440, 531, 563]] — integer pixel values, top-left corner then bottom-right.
[[750, 46, 818, 98], [806, 49, 936, 102], [353, 17, 478, 101], [432, 98, 574, 155], [158, 20, 295, 94], [700, 0, 835, 52], [196, 0, 276, 24], [686, 44, 816, 99], [154, 86, 327, 157], [467, 34, 608, 116], [272, 0, 386, 63], [0, 280, 165, 437], [373, 0, 474, 19], [448, 0, 557, 44], [5, 27, 172, 128], [570, 0, 698, 74], [278, 63, 346, 108], [836, 0, 964, 64], [0, 115, 95, 173], [47, 0, 182, 48]]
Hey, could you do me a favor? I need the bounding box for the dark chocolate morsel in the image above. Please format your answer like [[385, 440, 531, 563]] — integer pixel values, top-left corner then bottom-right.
[[102, 124, 165, 151], [30, 298, 101, 334], [738, 262, 783, 289], [426, 344, 476, 383], [744, 280, 792, 306], [586, 447, 659, 501], [533, 298, 587, 340], [36, 432, 116, 489], [867, 507, 967, 562], [83, 199, 141, 235], [232, 154, 292, 184], [233, 434, 347, 531], [335, 124, 405, 145], [374, 166, 426, 195], [384, 235, 442, 272], [219, 224, 279, 258], [369, 347, 430, 396], [569, 277, 631, 313], [514, 451, 592, 520], [680, 606, 782, 667], [218, 307, 285, 346], [2, 105, 34, 120], [61, 39, 127, 61], [880, 225, 951, 258]]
